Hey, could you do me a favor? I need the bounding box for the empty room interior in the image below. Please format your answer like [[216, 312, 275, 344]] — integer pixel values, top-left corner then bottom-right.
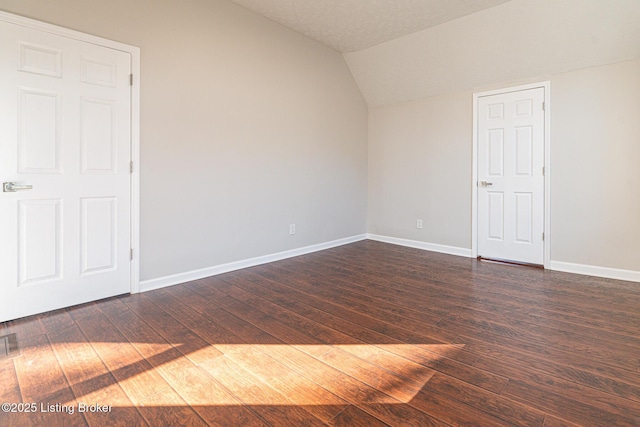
[[1, 0, 639, 425]]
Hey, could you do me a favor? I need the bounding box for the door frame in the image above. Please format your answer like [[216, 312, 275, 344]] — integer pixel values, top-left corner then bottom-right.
[[471, 81, 551, 268], [0, 11, 141, 293]]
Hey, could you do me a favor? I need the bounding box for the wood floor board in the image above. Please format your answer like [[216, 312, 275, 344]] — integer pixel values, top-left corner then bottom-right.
[[504, 378, 639, 427], [190, 277, 512, 426], [248, 265, 455, 343], [243, 337, 452, 427], [218, 270, 508, 393], [160, 285, 352, 413], [121, 294, 224, 366], [2, 240, 639, 426], [270, 258, 451, 321], [328, 241, 640, 314], [221, 344, 350, 423], [99, 297, 269, 427], [42, 314, 147, 427], [181, 280, 453, 425], [0, 360, 21, 404], [231, 269, 469, 355], [542, 414, 585, 427], [8, 334, 86, 427], [199, 354, 327, 426], [476, 356, 640, 425], [72, 309, 176, 406], [461, 333, 640, 402], [435, 315, 639, 373], [328, 405, 392, 427], [134, 388, 209, 427], [146, 286, 351, 423], [419, 372, 546, 426], [218, 273, 472, 367], [294, 253, 640, 353], [220, 283, 439, 389], [435, 306, 640, 362]]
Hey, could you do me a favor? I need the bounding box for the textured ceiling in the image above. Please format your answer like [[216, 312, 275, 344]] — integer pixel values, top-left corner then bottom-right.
[[228, 0, 511, 52], [345, 0, 640, 105]]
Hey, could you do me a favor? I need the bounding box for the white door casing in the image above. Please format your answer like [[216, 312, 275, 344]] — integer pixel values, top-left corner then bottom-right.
[[0, 13, 140, 322], [474, 85, 547, 265]]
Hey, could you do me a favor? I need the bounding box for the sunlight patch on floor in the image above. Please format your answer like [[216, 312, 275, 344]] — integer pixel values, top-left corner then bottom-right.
[[45, 343, 465, 406]]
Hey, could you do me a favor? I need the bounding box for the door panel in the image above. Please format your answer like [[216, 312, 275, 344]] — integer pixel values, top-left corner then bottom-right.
[[19, 89, 61, 173], [0, 20, 131, 322], [18, 199, 62, 285], [477, 88, 545, 264], [487, 192, 504, 241], [81, 197, 117, 275]]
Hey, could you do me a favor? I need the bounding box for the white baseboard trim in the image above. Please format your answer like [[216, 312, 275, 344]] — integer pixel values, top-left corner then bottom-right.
[[367, 234, 472, 258], [548, 260, 640, 283], [139, 234, 368, 293]]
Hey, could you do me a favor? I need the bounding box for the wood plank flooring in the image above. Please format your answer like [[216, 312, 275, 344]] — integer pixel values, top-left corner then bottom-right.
[[1, 240, 639, 426]]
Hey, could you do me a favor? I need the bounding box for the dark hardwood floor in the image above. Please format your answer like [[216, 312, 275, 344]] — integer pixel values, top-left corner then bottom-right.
[[1, 240, 639, 426]]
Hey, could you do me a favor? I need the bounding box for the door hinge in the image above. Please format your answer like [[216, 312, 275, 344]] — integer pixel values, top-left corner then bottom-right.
[[542, 166, 545, 176], [542, 102, 545, 111], [129, 74, 133, 86], [130, 248, 133, 260], [130, 161, 133, 174], [542, 232, 545, 241]]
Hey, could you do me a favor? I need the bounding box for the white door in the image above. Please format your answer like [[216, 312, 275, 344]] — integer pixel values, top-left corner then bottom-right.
[[477, 87, 545, 265], [0, 20, 132, 322]]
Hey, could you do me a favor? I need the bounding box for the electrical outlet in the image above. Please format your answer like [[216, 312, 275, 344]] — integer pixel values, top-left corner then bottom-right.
[[417, 219, 423, 229], [289, 224, 296, 235]]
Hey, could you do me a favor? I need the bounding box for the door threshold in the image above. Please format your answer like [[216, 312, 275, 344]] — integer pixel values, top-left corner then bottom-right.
[[477, 256, 544, 269]]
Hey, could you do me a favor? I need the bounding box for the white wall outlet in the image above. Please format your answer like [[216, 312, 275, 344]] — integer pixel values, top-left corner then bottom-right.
[[289, 224, 296, 235], [416, 219, 423, 229]]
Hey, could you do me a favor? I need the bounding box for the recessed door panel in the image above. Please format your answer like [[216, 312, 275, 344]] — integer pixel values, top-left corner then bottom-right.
[[18, 199, 62, 285], [488, 129, 504, 177], [515, 126, 533, 176], [19, 89, 61, 173], [487, 192, 504, 240], [18, 42, 62, 77], [81, 56, 116, 87], [514, 99, 533, 117], [81, 197, 117, 274], [514, 193, 532, 243], [81, 98, 116, 174], [488, 103, 504, 120]]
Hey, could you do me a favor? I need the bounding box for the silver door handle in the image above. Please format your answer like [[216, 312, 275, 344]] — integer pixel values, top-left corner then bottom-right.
[[3, 182, 33, 192], [479, 181, 493, 187]]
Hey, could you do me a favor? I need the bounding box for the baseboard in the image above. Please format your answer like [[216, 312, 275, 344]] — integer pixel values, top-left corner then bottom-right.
[[548, 260, 640, 283], [139, 234, 368, 293], [140, 233, 638, 293], [366, 233, 472, 258]]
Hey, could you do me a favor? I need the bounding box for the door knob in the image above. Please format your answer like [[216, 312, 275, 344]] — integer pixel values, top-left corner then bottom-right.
[[478, 181, 493, 187], [3, 182, 33, 192]]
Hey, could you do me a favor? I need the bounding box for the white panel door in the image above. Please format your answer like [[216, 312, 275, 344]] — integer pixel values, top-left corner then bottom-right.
[[477, 88, 545, 264], [0, 20, 131, 321]]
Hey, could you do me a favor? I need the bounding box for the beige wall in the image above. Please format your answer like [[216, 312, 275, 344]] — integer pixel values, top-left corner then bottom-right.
[[551, 60, 640, 271], [0, 0, 368, 281], [368, 59, 640, 272], [368, 92, 472, 249]]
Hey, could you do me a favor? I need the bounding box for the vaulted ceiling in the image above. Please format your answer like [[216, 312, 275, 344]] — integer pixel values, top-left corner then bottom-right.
[[229, 0, 640, 106], [228, 0, 511, 52]]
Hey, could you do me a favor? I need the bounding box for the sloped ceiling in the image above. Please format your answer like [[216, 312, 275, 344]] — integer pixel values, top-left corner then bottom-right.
[[345, 0, 640, 105], [228, 0, 511, 52], [230, 0, 640, 106]]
